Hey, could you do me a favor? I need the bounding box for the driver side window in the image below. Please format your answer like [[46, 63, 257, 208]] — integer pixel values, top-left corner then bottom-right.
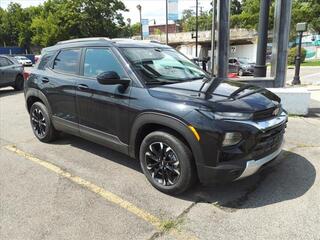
[[83, 48, 127, 79]]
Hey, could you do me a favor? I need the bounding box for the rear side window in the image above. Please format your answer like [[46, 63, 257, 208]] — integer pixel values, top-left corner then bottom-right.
[[83, 48, 127, 78], [53, 49, 81, 74], [0, 57, 12, 67], [38, 53, 54, 70]]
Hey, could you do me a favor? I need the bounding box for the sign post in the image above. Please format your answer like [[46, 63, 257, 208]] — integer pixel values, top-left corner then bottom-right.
[[141, 19, 150, 38], [167, 0, 178, 45]]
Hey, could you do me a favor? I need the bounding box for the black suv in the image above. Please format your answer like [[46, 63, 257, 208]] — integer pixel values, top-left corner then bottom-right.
[[25, 38, 287, 194]]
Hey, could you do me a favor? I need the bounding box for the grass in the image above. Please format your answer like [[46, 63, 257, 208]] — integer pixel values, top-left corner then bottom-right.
[[160, 219, 184, 232], [289, 60, 320, 67]]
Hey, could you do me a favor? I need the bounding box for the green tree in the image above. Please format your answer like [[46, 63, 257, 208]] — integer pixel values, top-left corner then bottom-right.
[[231, 0, 242, 15], [181, 10, 212, 32], [30, 0, 129, 47], [129, 23, 141, 37], [291, 0, 320, 35]]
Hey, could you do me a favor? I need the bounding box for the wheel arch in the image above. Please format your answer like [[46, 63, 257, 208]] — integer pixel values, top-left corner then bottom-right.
[[129, 112, 204, 166], [25, 88, 52, 115]]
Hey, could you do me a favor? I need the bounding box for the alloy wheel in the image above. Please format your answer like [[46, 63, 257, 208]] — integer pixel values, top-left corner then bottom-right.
[[145, 142, 181, 186], [31, 107, 47, 138]]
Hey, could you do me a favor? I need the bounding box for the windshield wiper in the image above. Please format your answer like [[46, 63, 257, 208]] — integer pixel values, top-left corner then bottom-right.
[[145, 81, 180, 86], [199, 77, 213, 92]]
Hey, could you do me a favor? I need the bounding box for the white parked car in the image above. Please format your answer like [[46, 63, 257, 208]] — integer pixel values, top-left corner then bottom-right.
[[14, 56, 33, 66]]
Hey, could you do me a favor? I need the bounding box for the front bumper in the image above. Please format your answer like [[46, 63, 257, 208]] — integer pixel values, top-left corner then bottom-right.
[[197, 112, 287, 184], [234, 144, 282, 180]]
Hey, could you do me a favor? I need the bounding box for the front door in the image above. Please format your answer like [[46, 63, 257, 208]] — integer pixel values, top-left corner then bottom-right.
[[76, 47, 131, 150]]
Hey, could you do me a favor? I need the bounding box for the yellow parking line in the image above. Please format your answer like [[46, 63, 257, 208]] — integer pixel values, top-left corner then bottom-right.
[[5, 145, 198, 240]]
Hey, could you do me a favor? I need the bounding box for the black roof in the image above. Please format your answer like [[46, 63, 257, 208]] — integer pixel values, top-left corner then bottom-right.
[[42, 38, 171, 54]]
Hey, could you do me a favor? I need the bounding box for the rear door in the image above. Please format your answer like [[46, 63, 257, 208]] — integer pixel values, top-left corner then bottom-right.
[[42, 49, 81, 135], [0, 57, 12, 85]]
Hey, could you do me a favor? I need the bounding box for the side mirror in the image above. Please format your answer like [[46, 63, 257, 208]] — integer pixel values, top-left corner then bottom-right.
[[97, 71, 130, 86]]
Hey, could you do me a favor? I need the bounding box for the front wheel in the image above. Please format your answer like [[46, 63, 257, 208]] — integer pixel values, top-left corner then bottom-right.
[[30, 102, 58, 143], [139, 131, 196, 194]]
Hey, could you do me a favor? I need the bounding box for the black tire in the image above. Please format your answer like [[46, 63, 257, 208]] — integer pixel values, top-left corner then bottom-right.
[[139, 131, 196, 195], [14, 75, 24, 91], [238, 68, 244, 76], [30, 102, 58, 143]]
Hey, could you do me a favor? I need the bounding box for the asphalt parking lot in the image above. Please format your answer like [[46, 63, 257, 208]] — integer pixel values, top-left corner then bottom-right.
[[1, 87, 320, 240]]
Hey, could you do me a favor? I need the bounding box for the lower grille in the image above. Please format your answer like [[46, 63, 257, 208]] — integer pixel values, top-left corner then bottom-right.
[[252, 123, 286, 159]]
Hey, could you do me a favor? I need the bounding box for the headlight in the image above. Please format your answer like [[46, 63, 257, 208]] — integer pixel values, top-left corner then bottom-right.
[[222, 132, 242, 147], [213, 112, 252, 120]]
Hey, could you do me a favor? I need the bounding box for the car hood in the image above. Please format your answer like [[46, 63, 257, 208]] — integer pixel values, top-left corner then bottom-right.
[[148, 80, 281, 113]]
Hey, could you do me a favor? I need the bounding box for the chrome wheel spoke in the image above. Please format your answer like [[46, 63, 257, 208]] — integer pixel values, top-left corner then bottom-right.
[[145, 142, 181, 187], [31, 107, 47, 138]]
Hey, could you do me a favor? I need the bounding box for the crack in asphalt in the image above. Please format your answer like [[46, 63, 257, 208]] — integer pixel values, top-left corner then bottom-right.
[[148, 202, 198, 240]]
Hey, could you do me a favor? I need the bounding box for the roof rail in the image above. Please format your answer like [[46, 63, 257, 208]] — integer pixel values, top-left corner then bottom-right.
[[141, 40, 163, 44], [111, 38, 135, 41], [56, 37, 110, 45]]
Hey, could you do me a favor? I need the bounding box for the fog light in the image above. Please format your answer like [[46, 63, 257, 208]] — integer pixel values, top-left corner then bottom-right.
[[222, 132, 242, 147]]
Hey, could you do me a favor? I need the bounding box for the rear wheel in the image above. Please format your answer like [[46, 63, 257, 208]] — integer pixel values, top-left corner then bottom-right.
[[14, 75, 24, 91], [30, 102, 58, 143], [139, 131, 196, 194]]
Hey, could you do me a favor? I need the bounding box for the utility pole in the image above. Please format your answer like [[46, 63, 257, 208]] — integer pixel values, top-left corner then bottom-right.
[[166, 0, 169, 44], [210, 0, 216, 76], [216, 0, 230, 79], [127, 18, 132, 38], [195, 0, 199, 58], [137, 5, 143, 40], [254, 0, 271, 77]]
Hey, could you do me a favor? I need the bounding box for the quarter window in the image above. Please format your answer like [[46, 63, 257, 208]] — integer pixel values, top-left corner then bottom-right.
[[53, 49, 80, 74], [0, 57, 12, 67], [38, 53, 54, 70], [84, 48, 127, 78]]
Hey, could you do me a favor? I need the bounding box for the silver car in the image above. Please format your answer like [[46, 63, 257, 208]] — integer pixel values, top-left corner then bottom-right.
[[0, 55, 25, 91]]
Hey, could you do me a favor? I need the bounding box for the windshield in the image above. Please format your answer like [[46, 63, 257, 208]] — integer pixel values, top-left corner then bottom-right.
[[16, 56, 28, 60], [239, 58, 251, 64], [121, 47, 209, 85]]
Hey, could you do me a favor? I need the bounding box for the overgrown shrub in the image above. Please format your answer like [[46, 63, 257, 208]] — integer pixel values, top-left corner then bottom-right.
[[288, 47, 307, 65]]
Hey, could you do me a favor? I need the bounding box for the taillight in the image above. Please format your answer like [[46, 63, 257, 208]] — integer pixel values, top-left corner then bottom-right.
[[23, 71, 30, 81]]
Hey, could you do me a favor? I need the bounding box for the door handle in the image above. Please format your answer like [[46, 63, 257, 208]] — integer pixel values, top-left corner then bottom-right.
[[77, 84, 89, 90], [41, 77, 50, 83]]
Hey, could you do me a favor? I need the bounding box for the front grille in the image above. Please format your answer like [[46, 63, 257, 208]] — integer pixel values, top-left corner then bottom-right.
[[253, 107, 278, 121], [252, 123, 286, 159]]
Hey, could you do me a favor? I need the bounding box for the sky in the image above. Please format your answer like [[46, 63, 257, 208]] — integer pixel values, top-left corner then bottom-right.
[[0, 0, 212, 24]]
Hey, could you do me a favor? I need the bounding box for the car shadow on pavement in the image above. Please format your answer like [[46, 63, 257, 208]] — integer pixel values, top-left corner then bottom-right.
[[52, 133, 142, 173], [0, 88, 21, 97], [308, 98, 320, 118], [52, 135, 316, 210], [183, 150, 316, 210]]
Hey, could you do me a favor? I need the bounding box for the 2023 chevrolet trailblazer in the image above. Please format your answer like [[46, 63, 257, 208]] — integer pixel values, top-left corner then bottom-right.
[[24, 38, 287, 194]]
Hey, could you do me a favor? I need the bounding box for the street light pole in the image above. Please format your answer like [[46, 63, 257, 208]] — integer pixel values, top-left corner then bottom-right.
[[210, 0, 216, 76], [137, 5, 143, 40], [292, 31, 303, 85], [195, 0, 199, 58], [292, 22, 307, 85]]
